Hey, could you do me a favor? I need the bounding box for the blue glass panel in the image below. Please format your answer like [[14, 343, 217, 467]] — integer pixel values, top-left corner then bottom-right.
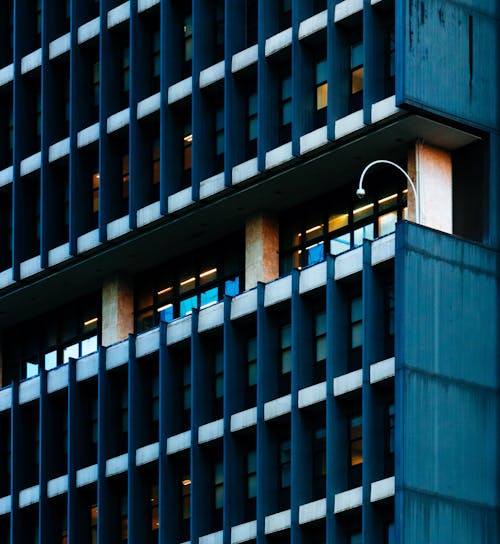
[[225, 277, 240, 297], [306, 241, 324, 266], [159, 304, 174, 323], [180, 295, 197, 316], [200, 287, 218, 308]]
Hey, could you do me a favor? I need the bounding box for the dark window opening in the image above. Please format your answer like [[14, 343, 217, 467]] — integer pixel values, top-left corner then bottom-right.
[[385, 403, 395, 476], [279, 0, 292, 31], [313, 426, 326, 499], [314, 57, 327, 128], [349, 294, 362, 371], [349, 41, 363, 112], [246, 336, 257, 407], [313, 310, 327, 383], [245, 0, 258, 48], [278, 322, 291, 396], [279, 73, 292, 144], [349, 414, 362, 488], [246, 89, 258, 158], [385, 26, 395, 97]]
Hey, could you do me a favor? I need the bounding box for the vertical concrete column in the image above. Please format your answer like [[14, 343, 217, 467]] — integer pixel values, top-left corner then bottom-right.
[[245, 212, 279, 290], [407, 141, 453, 233], [101, 274, 134, 346]]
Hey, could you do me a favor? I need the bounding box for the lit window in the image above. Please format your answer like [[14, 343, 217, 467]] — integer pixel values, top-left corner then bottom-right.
[[25, 361, 39, 379], [350, 415, 363, 467], [90, 505, 98, 544], [151, 485, 159, 531], [183, 125, 192, 173], [181, 475, 191, 520], [350, 42, 363, 95], [44, 350, 58, 371], [316, 59, 327, 111], [92, 173, 99, 213]]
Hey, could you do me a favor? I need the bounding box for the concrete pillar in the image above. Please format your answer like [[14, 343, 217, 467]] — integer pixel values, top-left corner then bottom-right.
[[245, 212, 279, 290], [407, 140, 453, 233], [101, 274, 134, 346]]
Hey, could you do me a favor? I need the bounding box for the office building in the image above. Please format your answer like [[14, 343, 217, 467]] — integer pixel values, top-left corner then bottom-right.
[[0, 0, 498, 542]]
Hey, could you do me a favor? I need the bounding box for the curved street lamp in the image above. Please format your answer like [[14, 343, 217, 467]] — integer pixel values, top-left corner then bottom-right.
[[356, 159, 420, 224]]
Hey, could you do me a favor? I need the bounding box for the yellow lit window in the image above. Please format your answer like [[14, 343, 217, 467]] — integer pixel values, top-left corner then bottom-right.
[[92, 173, 99, 213], [328, 212, 349, 232]]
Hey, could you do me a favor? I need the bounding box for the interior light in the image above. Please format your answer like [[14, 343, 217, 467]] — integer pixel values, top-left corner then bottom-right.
[[184, 134, 193, 143], [84, 317, 99, 327], [305, 224, 323, 235], [402, 188, 408, 194], [199, 267, 217, 278], [353, 203, 374, 215], [157, 303, 173, 313], [157, 286, 173, 296], [378, 193, 398, 204], [305, 242, 322, 251], [180, 276, 196, 286], [182, 479, 191, 486]]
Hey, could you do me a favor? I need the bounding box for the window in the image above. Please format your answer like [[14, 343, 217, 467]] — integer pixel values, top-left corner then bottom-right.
[[151, 374, 159, 436], [315, 58, 327, 127], [214, 349, 224, 417], [246, 336, 257, 406], [280, 323, 291, 375], [214, 461, 224, 511], [92, 173, 99, 214], [183, 11, 193, 77], [279, 74, 292, 143], [181, 474, 191, 521], [152, 138, 160, 192], [182, 360, 191, 428], [152, 30, 160, 91], [246, 91, 258, 157], [350, 532, 362, 544], [385, 403, 395, 476], [120, 493, 128, 542], [183, 123, 192, 186], [350, 42, 363, 112], [151, 485, 159, 532], [349, 295, 362, 370], [280, 184, 407, 274], [279, 439, 291, 489], [90, 505, 98, 544], [279, 0, 292, 31], [247, 450, 257, 499], [215, 106, 224, 172], [245, 0, 258, 47], [384, 280, 395, 357], [313, 427, 326, 498], [314, 310, 326, 382], [93, 61, 100, 109], [386, 26, 395, 96], [214, 0, 224, 61], [122, 45, 130, 101], [121, 154, 129, 203], [350, 415, 362, 466]]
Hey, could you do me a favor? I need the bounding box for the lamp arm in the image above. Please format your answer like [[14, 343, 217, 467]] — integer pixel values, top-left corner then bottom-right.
[[357, 159, 420, 223]]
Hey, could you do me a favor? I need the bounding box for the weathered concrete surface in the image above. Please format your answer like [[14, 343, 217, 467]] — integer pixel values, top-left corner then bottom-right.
[[245, 212, 279, 290], [102, 274, 134, 346]]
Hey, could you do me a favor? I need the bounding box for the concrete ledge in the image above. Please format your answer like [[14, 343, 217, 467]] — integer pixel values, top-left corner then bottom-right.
[[49, 137, 70, 163], [19, 485, 39, 508], [299, 10, 327, 40], [76, 464, 98, 487], [334, 486, 362, 513], [198, 302, 224, 332], [77, 228, 101, 254], [0, 268, 14, 290], [0, 387, 12, 412], [47, 364, 69, 393], [371, 476, 395, 502], [265, 510, 291, 534], [230, 407, 257, 433], [20, 152, 41, 176], [137, 92, 161, 119], [371, 233, 395, 266], [231, 520, 257, 544], [0, 166, 13, 187], [335, 110, 365, 140], [107, 108, 130, 133], [0, 496, 11, 515], [106, 453, 128, 477], [371, 95, 401, 124], [167, 316, 191, 345], [265, 142, 293, 170], [47, 475, 68, 498], [137, 201, 161, 227], [108, 2, 130, 28], [232, 157, 259, 185], [334, 369, 362, 397], [48, 242, 71, 267], [136, 442, 159, 466], [230, 289, 258, 320], [168, 77, 192, 104], [334, 0, 363, 23], [265, 28, 292, 57], [21, 49, 42, 74], [232, 45, 258, 73], [299, 261, 327, 293], [199, 419, 224, 444], [264, 276, 292, 307], [168, 187, 193, 214], [20, 255, 42, 279], [299, 498, 326, 524], [166, 430, 191, 455], [106, 339, 129, 370], [370, 357, 395, 384], [107, 215, 131, 240], [199, 531, 223, 544], [138, 0, 160, 12], [300, 126, 328, 155], [200, 61, 225, 88], [49, 33, 71, 60], [77, 122, 100, 148], [136, 328, 160, 358], [78, 17, 100, 44], [0, 64, 14, 87], [264, 394, 291, 421], [334, 246, 363, 279], [76, 352, 99, 382], [200, 172, 225, 200], [298, 382, 326, 409], [19, 376, 40, 404]]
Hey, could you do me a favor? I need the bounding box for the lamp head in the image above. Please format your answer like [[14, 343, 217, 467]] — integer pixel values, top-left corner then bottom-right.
[[356, 187, 366, 199]]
